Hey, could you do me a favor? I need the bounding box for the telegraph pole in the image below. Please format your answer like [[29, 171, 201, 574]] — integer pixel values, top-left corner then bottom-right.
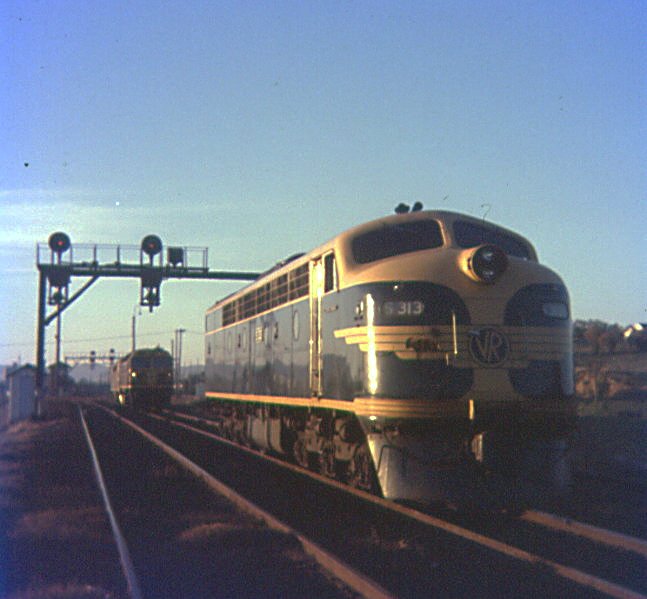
[[174, 328, 186, 392], [54, 311, 62, 397], [131, 305, 141, 354]]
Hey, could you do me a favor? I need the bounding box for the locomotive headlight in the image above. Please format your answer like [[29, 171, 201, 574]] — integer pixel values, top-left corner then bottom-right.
[[131, 371, 137, 378], [542, 302, 569, 319], [460, 244, 508, 284]]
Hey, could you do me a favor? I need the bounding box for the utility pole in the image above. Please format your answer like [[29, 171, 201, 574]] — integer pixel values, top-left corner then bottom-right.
[[174, 328, 186, 393], [131, 305, 141, 354], [54, 311, 62, 397]]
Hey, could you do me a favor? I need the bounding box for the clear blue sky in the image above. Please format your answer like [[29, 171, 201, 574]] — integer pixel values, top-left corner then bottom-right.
[[1, 1, 645, 367]]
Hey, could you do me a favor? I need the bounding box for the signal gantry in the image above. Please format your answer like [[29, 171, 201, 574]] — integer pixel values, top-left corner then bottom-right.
[[35, 232, 260, 415]]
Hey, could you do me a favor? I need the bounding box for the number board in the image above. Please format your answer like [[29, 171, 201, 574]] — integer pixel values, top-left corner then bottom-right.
[[381, 300, 425, 317]]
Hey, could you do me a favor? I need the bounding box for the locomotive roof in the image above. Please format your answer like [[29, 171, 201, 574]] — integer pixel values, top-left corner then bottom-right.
[[335, 209, 533, 249], [118, 346, 172, 361], [206, 209, 536, 312]]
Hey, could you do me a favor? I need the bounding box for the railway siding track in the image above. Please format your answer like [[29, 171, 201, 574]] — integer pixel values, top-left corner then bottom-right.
[[144, 405, 647, 599]]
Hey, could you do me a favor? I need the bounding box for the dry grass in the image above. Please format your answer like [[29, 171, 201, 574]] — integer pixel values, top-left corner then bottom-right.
[[1, 419, 63, 444], [7, 582, 115, 599], [10, 507, 108, 542], [177, 511, 264, 543], [177, 520, 249, 541]]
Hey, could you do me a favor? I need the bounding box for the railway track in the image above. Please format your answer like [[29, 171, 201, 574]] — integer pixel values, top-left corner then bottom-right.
[[123, 403, 646, 599], [81, 403, 391, 598], [79, 406, 143, 599]]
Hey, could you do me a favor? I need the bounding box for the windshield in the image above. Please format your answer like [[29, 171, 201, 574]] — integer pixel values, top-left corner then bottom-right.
[[152, 356, 172, 368], [352, 220, 444, 264], [453, 221, 531, 259], [132, 355, 171, 369]]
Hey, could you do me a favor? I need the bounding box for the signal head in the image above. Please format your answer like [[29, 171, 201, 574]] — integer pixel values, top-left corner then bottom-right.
[[48, 232, 71, 254], [141, 235, 163, 257]]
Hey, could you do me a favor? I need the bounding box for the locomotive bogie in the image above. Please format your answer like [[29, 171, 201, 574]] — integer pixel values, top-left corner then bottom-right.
[[247, 411, 284, 455]]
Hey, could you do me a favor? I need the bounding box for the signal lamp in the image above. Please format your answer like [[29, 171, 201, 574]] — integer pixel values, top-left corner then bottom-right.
[[141, 235, 163, 257], [144, 289, 159, 303], [460, 244, 508, 284], [167, 247, 184, 267], [48, 232, 71, 254]]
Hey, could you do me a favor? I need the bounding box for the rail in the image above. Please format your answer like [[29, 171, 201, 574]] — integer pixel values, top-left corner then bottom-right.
[[159, 406, 647, 599], [97, 403, 394, 599]]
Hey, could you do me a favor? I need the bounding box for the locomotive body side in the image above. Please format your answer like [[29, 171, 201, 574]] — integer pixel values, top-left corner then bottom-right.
[[203, 210, 575, 507]]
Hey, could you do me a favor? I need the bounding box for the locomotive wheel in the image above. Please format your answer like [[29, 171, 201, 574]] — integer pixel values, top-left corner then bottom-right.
[[224, 423, 235, 441], [347, 444, 380, 495], [319, 439, 337, 479], [293, 435, 311, 469]]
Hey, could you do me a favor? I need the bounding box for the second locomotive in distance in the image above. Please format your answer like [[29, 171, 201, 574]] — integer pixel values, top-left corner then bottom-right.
[[110, 347, 173, 411]]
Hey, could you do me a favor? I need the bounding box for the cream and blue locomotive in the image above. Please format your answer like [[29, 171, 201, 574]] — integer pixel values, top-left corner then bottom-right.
[[110, 347, 174, 411], [204, 210, 575, 507]]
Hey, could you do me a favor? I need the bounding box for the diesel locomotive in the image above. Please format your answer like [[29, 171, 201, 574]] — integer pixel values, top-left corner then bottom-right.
[[203, 209, 575, 507], [110, 347, 173, 410]]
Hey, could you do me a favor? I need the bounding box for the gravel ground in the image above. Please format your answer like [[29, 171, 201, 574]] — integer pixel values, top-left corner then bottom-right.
[[131, 408, 614, 598], [5, 399, 640, 598], [0, 401, 126, 598], [84, 405, 357, 599], [0, 401, 357, 599]]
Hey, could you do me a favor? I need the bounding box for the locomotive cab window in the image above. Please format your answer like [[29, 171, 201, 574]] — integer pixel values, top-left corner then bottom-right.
[[324, 252, 337, 292], [454, 220, 531, 259], [351, 220, 443, 264]]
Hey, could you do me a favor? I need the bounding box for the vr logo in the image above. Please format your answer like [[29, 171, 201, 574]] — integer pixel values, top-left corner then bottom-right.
[[469, 328, 510, 366]]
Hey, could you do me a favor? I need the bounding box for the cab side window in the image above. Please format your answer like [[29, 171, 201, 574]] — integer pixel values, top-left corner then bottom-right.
[[324, 253, 337, 293]]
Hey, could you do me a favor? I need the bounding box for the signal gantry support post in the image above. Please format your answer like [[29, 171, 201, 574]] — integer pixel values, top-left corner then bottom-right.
[[35, 232, 259, 416]]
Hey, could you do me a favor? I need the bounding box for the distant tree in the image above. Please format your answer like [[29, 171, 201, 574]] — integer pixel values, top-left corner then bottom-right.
[[583, 323, 604, 355], [573, 321, 588, 343], [625, 324, 647, 352], [598, 326, 622, 353], [575, 320, 626, 355]]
